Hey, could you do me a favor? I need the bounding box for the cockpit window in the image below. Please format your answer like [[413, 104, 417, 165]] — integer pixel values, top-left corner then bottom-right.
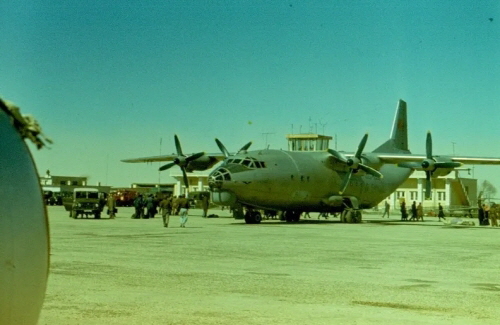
[[225, 156, 266, 169]]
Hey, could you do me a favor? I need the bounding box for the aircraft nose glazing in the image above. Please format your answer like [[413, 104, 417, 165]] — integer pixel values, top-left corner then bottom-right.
[[208, 167, 232, 189]]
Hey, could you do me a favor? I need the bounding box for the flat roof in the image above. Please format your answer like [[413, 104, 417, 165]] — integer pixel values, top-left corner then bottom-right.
[[286, 134, 332, 140]]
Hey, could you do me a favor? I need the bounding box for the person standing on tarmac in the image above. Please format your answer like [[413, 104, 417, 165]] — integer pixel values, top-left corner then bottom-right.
[[489, 203, 499, 227], [171, 196, 179, 216], [159, 195, 172, 227], [133, 194, 144, 219], [400, 200, 407, 221], [478, 201, 485, 225], [145, 194, 156, 219], [200, 194, 209, 218], [178, 195, 190, 227], [410, 201, 418, 221], [417, 202, 424, 221], [381, 200, 390, 218], [438, 203, 446, 221], [107, 194, 116, 219]]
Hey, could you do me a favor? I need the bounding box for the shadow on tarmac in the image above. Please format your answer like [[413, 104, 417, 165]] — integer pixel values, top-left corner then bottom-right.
[[227, 218, 486, 228]]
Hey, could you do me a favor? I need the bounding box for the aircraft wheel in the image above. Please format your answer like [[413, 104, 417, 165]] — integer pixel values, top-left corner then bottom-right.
[[344, 210, 353, 223], [244, 211, 254, 224], [352, 210, 363, 223], [292, 211, 301, 222], [284, 211, 294, 222], [253, 211, 262, 224]]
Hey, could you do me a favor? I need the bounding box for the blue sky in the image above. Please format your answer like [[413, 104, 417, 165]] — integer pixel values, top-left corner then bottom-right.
[[2, 1, 500, 189]]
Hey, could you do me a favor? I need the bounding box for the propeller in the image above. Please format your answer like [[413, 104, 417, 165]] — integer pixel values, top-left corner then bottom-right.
[[398, 131, 461, 198], [328, 133, 383, 194], [158, 134, 205, 188], [215, 138, 252, 157]]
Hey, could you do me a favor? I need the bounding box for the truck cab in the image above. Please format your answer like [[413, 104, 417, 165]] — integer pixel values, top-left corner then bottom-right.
[[70, 188, 103, 219]]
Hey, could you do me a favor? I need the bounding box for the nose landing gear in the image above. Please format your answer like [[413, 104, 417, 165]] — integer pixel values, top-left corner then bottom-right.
[[340, 209, 362, 223]]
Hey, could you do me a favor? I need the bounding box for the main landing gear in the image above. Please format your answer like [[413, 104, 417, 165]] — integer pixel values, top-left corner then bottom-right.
[[244, 210, 262, 224], [340, 209, 362, 223], [284, 210, 301, 222]]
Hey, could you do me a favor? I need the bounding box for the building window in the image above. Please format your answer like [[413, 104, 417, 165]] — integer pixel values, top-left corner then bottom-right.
[[72, 181, 78, 186], [60, 181, 66, 185], [410, 191, 418, 201], [396, 191, 405, 198], [438, 191, 446, 201]]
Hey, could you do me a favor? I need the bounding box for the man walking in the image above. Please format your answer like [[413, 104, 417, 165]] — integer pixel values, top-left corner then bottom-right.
[[381, 200, 390, 218], [410, 201, 418, 221], [438, 203, 446, 221], [417, 202, 424, 221], [178, 195, 190, 227], [159, 195, 172, 227]]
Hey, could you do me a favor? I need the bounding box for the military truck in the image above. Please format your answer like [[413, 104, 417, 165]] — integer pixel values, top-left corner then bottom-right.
[[68, 188, 104, 219]]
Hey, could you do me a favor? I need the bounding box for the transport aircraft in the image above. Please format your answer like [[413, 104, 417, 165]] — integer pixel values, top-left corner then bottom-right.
[[122, 100, 500, 224]]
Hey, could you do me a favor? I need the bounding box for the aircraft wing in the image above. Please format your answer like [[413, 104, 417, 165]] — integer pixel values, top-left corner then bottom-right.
[[375, 153, 500, 165], [121, 153, 226, 163]]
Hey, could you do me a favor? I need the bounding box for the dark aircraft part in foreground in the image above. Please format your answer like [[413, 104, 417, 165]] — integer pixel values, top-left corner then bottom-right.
[[0, 99, 49, 325], [158, 134, 205, 187], [398, 131, 461, 198]]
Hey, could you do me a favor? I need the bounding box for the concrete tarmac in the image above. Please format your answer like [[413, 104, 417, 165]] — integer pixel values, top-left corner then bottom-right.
[[38, 206, 500, 325]]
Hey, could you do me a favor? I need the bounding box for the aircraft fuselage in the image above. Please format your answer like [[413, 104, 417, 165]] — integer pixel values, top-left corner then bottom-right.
[[209, 149, 412, 212]]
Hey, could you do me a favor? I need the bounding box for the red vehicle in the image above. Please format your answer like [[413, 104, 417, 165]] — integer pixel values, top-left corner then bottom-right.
[[112, 189, 139, 207]]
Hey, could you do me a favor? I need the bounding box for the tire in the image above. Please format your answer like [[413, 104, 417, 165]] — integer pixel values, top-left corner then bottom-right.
[[244, 212, 254, 224], [344, 210, 353, 223], [352, 210, 362, 223], [253, 211, 262, 224]]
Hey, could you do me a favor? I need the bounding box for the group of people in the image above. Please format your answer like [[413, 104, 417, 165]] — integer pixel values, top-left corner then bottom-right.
[[398, 200, 427, 221], [381, 200, 446, 222], [478, 201, 499, 227], [132, 193, 198, 228], [156, 194, 191, 227]]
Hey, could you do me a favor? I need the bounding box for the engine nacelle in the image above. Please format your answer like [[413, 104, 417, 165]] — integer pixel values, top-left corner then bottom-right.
[[185, 155, 219, 172], [431, 168, 453, 177]]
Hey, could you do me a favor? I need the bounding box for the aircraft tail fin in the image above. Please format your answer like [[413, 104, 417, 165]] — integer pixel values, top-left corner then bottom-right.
[[373, 99, 410, 153]]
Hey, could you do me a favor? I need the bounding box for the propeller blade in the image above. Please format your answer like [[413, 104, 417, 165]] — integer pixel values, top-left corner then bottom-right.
[[355, 133, 369, 158], [398, 162, 422, 169], [327, 149, 348, 163], [238, 141, 252, 153], [174, 134, 183, 157], [181, 167, 189, 188], [339, 170, 353, 194], [159, 162, 176, 171], [426, 131, 432, 159], [185, 151, 205, 162], [434, 162, 462, 169], [215, 139, 230, 157], [425, 171, 432, 199], [359, 164, 383, 179]]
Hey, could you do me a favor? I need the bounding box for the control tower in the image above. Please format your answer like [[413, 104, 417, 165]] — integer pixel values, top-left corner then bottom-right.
[[286, 134, 333, 152]]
